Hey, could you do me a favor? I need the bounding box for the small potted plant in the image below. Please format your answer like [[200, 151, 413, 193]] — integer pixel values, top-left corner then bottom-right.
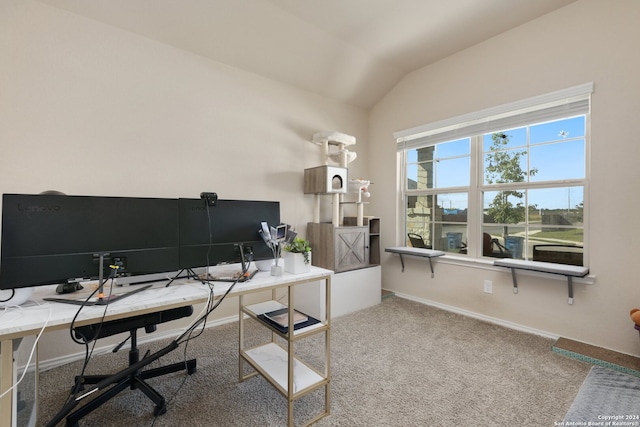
[[283, 237, 312, 274]]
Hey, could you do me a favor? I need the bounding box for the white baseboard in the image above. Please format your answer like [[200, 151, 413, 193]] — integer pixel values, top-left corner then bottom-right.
[[393, 292, 559, 340], [38, 314, 238, 373]]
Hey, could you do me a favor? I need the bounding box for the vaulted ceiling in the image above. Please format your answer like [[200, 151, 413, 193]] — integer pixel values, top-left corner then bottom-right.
[[36, 0, 577, 109]]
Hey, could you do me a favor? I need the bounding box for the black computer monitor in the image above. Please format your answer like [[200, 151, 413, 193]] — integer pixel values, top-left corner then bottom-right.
[[0, 194, 180, 290], [178, 198, 280, 269]]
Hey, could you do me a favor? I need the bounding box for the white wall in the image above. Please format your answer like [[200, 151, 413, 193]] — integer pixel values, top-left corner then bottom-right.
[[369, 0, 640, 355], [0, 0, 369, 362]]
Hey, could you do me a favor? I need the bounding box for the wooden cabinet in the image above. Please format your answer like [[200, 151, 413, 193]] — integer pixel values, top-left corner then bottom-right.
[[307, 223, 369, 272], [343, 217, 380, 265]]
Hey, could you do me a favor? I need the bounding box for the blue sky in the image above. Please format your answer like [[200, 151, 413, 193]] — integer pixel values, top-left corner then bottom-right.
[[407, 115, 586, 210]]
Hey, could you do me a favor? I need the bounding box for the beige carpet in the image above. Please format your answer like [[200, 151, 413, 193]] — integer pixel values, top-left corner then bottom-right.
[[37, 296, 592, 426]]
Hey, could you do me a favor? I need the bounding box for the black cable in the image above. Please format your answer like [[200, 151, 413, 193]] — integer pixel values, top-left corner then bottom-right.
[[205, 200, 213, 279], [150, 321, 196, 427], [148, 273, 239, 426], [48, 265, 119, 426], [69, 266, 118, 345], [176, 274, 240, 345]]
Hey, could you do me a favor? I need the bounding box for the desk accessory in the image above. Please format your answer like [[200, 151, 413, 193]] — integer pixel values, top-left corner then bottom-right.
[[258, 308, 320, 334]]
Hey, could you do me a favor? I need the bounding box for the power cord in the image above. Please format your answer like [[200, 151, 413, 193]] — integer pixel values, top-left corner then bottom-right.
[[0, 301, 52, 401], [46, 265, 120, 425], [150, 273, 243, 426]]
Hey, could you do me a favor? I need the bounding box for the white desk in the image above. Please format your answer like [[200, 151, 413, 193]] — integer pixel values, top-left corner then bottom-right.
[[0, 266, 333, 427]]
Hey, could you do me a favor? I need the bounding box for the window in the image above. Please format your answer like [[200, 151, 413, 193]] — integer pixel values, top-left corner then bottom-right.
[[406, 139, 470, 252], [396, 84, 592, 266]]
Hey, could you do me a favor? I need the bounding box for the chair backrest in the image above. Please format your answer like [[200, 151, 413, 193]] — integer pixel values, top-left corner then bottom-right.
[[483, 233, 512, 258], [408, 233, 428, 249], [74, 305, 194, 342], [482, 233, 493, 256]]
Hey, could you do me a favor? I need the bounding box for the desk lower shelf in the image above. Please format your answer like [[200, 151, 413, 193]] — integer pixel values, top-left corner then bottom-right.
[[238, 272, 331, 427], [241, 343, 326, 396], [243, 301, 326, 338]]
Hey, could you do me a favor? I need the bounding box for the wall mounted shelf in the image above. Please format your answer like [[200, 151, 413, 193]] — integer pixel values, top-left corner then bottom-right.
[[385, 247, 445, 278], [493, 259, 589, 305]]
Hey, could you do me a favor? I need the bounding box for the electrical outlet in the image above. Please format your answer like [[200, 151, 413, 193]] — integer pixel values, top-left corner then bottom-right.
[[483, 280, 493, 294]]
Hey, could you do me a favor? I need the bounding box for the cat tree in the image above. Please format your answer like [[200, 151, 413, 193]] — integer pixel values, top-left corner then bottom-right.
[[304, 131, 374, 272], [304, 131, 370, 226]]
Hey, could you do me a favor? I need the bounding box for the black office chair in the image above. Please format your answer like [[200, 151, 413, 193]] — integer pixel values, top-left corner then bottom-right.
[[65, 306, 197, 426], [408, 233, 431, 249]]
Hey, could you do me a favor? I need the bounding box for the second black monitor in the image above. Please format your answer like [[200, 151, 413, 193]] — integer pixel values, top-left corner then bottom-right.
[[178, 198, 280, 269]]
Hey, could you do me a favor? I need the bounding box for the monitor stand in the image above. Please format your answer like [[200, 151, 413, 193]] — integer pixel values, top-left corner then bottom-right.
[[43, 284, 153, 306]]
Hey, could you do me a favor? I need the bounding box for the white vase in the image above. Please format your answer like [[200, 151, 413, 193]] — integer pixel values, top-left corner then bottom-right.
[[284, 251, 311, 274], [271, 264, 284, 276]]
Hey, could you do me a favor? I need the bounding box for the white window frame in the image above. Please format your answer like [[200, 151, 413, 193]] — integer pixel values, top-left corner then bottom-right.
[[395, 83, 593, 265]]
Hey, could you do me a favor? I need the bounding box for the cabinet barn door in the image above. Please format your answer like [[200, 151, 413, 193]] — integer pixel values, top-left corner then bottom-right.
[[334, 227, 369, 272]]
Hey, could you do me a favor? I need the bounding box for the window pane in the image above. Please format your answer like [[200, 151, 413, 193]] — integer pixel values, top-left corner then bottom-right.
[[482, 226, 510, 258], [407, 150, 418, 163], [407, 195, 433, 247], [415, 146, 435, 162], [407, 221, 431, 248], [530, 116, 585, 144], [435, 193, 468, 222], [483, 128, 527, 151], [437, 224, 467, 254], [435, 157, 470, 188], [483, 190, 526, 224], [532, 243, 583, 265], [530, 225, 584, 246], [407, 162, 433, 190], [406, 194, 468, 251], [530, 225, 583, 265], [407, 195, 432, 218], [408, 141, 470, 190], [528, 187, 584, 222], [529, 140, 585, 181], [434, 138, 470, 159], [483, 148, 529, 185], [481, 225, 526, 259]]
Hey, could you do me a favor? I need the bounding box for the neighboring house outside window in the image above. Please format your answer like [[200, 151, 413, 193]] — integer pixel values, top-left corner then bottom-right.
[[396, 84, 592, 266]]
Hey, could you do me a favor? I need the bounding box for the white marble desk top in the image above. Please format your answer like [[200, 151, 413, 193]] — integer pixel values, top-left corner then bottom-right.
[[0, 266, 333, 341]]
